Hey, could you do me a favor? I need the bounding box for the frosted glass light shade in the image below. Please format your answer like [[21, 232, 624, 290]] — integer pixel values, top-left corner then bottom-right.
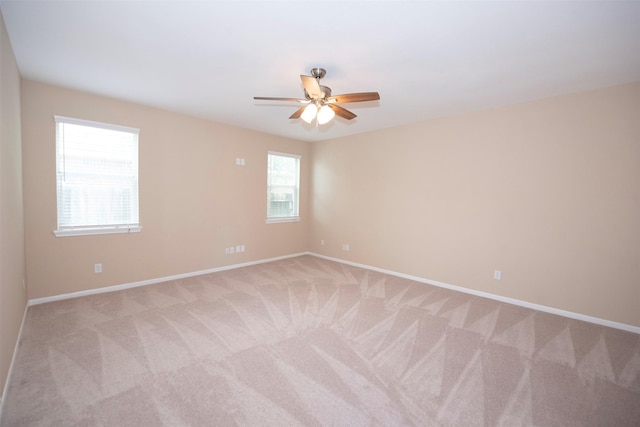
[[301, 104, 318, 124], [317, 105, 335, 125]]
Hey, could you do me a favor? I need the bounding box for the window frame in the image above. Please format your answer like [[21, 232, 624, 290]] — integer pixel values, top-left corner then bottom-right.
[[266, 151, 301, 224], [53, 115, 141, 237]]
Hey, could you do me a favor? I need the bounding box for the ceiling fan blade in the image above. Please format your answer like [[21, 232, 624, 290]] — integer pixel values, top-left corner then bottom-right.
[[300, 75, 323, 99], [328, 104, 357, 120], [254, 96, 308, 103], [328, 92, 380, 103], [289, 106, 306, 119]]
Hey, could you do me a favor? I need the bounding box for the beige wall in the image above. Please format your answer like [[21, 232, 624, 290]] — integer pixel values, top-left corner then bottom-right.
[[14, 60, 640, 333], [311, 82, 640, 328], [0, 11, 27, 397], [21, 80, 310, 300]]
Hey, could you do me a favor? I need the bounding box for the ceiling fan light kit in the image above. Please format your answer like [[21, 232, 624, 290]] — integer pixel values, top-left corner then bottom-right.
[[301, 104, 318, 124], [254, 68, 380, 126], [317, 105, 335, 125], [301, 103, 335, 125]]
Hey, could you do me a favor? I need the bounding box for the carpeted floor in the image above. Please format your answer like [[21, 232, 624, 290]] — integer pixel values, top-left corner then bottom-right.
[[2, 255, 639, 426]]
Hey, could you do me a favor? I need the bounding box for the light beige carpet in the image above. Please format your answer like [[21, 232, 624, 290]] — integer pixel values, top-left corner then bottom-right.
[[1, 255, 639, 426]]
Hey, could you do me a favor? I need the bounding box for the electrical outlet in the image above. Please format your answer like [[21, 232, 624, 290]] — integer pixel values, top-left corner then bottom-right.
[[342, 244, 350, 251], [320, 240, 325, 246], [94, 263, 102, 273], [494, 270, 502, 280], [225, 245, 245, 254]]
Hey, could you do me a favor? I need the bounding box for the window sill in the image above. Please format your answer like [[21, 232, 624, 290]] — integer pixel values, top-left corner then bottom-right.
[[53, 226, 142, 237], [266, 217, 300, 224]]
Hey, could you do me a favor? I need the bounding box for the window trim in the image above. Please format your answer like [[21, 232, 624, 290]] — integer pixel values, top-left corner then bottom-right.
[[265, 216, 301, 225], [266, 151, 301, 224], [53, 115, 141, 237], [54, 115, 140, 135], [53, 225, 142, 238]]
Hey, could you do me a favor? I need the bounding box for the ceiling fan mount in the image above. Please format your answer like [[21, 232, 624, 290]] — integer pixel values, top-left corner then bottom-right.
[[254, 67, 380, 125], [310, 67, 326, 79]]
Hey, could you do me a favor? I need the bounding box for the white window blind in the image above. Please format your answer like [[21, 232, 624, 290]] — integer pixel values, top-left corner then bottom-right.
[[54, 116, 140, 236], [267, 151, 300, 222]]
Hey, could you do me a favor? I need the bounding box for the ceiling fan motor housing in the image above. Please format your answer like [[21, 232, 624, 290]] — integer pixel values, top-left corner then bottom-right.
[[320, 86, 331, 98]]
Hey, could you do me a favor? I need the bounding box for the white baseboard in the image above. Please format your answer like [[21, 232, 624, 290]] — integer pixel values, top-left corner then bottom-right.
[[27, 251, 639, 335], [0, 302, 29, 421], [28, 252, 309, 306], [309, 252, 640, 335]]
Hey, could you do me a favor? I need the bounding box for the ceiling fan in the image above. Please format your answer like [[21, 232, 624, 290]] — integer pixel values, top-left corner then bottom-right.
[[254, 68, 380, 125]]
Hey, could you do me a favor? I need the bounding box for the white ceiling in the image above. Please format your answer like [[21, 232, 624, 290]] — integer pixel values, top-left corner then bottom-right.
[[2, 1, 640, 142]]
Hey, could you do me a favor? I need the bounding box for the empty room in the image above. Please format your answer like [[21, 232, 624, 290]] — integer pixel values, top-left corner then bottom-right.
[[1, 1, 639, 426]]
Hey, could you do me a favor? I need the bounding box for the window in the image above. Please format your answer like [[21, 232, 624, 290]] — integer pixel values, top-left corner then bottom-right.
[[267, 151, 300, 223], [54, 116, 140, 236]]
